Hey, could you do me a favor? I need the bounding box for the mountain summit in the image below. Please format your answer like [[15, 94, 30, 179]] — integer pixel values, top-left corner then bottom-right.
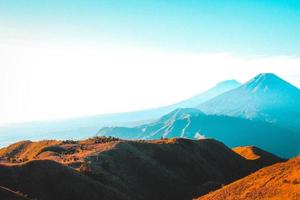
[[171, 79, 241, 109], [244, 73, 299, 93], [198, 73, 300, 129], [216, 79, 241, 87]]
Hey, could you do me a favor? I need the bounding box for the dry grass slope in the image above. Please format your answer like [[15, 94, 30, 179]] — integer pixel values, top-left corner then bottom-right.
[[198, 157, 300, 200], [233, 146, 285, 168], [0, 140, 61, 162]]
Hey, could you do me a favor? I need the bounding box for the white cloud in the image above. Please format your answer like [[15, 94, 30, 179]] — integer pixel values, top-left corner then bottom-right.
[[0, 41, 300, 125]]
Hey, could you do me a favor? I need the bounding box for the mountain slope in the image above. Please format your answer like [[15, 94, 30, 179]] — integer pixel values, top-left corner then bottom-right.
[[0, 140, 60, 162], [0, 160, 128, 200], [98, 108, 300, 158], [173, 80, 241, 108], [198, 73, 300, 130], [0, 186, 29, 200], [0, 137, 279, 200], [197, 157, 300, 200], [233, 146, 285, 168], [0, 80, 240, 147]]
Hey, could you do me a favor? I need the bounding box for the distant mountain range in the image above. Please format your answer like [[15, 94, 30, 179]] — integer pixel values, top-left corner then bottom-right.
[[98, 73, 300, 158], [172, 80, 241, 108], [0, 79, 241, 147], [1, 72, 300, 199], [98, 108, 299, 158], [1, 73, 300, 158]]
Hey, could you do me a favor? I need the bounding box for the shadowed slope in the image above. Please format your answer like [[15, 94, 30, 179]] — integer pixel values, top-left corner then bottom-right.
[[77, 138, 279, 200], [0, 186, 29, 200], [0, 160, 128, 200], [197, 157, 300, 200]]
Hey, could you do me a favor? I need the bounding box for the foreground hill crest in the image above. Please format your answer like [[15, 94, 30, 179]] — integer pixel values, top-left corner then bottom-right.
[[0, 137, 284, 200]]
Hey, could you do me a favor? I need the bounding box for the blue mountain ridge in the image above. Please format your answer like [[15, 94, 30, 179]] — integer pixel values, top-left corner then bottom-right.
[[0, 80, 241, 147], [198, 73, 300, 130], [98, 73, 300, 158], [98, 107, 300, 158]]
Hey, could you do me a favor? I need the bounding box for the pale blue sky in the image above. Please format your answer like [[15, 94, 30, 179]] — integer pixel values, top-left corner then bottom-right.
[[0, 0, 300, 124], [1, 0, 300, 55]]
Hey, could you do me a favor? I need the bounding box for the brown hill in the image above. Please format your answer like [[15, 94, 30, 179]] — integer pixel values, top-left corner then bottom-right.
[[0, 140, 61, 162], [0, 137, 283, 200], [197, 157, 300, 200], [233, 146, 285, 168]]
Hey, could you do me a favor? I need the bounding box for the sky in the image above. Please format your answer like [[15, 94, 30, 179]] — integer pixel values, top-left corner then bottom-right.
[[0, 0, 300, 125]]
